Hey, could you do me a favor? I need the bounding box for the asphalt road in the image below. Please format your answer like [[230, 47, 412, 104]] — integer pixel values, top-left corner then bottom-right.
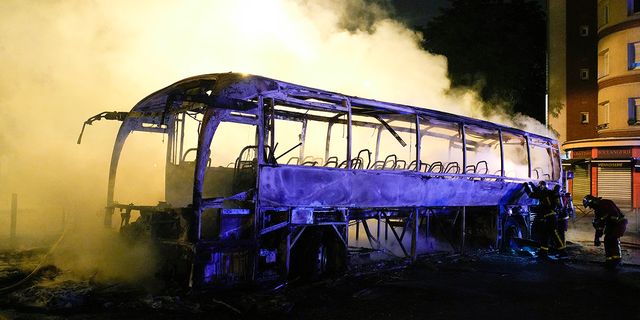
[[1, 212, 640, 320]]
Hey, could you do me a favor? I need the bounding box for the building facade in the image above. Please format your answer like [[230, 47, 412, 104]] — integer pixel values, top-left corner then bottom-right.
[[550, 0, 640, 216]]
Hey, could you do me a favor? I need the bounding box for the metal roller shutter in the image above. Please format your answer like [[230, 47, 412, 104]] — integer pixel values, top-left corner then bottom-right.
[[597, 166, 632, 209], [572, 164, 590, 207]]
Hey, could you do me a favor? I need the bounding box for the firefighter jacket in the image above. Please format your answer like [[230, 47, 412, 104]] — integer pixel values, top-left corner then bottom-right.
[[557, 193, 573, 221], [524, 184, 559, 218], [592, 199, 626, 238]]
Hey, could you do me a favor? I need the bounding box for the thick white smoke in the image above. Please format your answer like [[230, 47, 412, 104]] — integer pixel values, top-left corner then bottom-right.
[[0, 0, 551, 280]]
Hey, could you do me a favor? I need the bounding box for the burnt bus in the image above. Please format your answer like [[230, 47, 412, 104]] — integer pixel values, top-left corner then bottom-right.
[[80, 73, 562, 289]]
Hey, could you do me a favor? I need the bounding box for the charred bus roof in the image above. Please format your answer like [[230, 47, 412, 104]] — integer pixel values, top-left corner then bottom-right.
[[123, 72, 556, 146]]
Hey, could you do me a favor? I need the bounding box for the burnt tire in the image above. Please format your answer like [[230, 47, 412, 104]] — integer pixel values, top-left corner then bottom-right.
[[501, 217, 523, 252], [290, 227, 346, 282], [290, 227, 324, 282]]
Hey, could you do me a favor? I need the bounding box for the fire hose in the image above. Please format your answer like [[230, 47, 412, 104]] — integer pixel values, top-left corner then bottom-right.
[[0, 217, 71, 293]]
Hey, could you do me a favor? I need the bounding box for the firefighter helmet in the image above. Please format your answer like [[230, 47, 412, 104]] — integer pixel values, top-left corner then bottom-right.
[[537, 181, 547, 190], [583, 194, 599, 209]]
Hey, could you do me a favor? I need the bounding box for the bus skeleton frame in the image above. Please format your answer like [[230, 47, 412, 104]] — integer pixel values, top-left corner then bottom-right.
[[81, 73, 562, 289]]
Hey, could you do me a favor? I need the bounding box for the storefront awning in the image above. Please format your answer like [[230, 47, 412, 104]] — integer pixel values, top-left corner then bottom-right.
[[562, 158, 588, 165], [590, 159, 633, 163]]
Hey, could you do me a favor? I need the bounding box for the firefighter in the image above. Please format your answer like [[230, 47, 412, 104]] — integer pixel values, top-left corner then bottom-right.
[[554, 185, 574, 247], [583, 194, 628, 269], [523, 181, 568, 258]]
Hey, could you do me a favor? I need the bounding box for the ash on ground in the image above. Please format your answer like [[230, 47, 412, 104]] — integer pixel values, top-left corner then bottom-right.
[[2, 215, 640, 320]]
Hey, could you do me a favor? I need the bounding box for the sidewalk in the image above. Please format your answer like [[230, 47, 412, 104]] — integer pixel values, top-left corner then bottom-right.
[[567, 206, 640, 265]]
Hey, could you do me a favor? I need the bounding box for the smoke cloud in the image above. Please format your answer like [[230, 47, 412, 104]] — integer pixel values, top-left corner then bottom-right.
[[0, 0, 551, 282]]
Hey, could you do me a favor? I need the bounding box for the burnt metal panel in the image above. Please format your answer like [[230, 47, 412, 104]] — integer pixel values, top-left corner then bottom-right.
[[258, 165, 535, 208]]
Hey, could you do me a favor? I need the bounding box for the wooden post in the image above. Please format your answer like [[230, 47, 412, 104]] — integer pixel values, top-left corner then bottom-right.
[[10, 193, 17, 245]]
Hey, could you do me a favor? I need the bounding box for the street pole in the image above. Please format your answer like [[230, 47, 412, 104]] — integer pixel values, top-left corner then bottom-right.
[[10, 193, 17, 246]]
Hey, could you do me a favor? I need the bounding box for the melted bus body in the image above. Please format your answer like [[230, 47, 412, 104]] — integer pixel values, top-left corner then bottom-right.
[[93, 73, 561, 289]]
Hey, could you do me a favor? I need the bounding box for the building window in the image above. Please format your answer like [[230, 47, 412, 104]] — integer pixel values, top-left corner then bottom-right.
[[598, 102, 610, 130], [600, 3, 610, 26], [581, 112, 589, 124], [629, 0, 640, 15], [581, 26, 589, 37], [599, 49, 610, 78], [628, 42, 640, 70], [628, 98, 640, 125], [580, 69, 589, 80]]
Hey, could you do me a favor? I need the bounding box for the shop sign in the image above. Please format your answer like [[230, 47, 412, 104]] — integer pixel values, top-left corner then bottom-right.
[[572, 148, 591, 159], [596, 147, 632, 159], [593, 162, 631, 168]]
